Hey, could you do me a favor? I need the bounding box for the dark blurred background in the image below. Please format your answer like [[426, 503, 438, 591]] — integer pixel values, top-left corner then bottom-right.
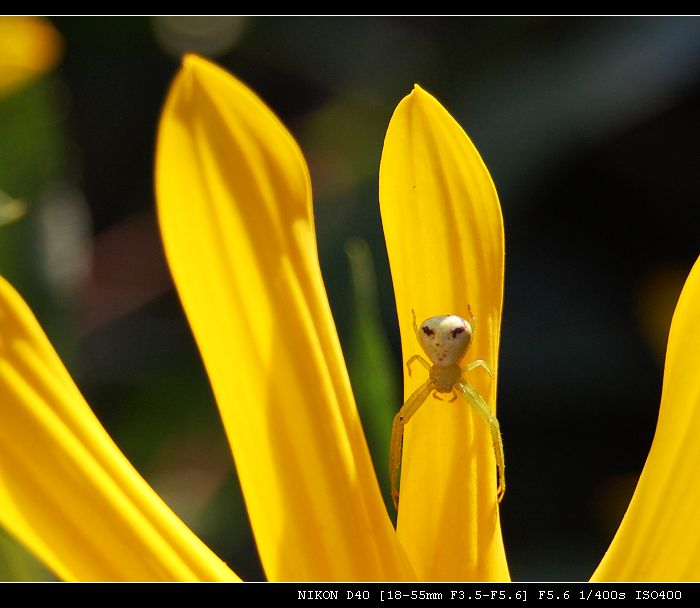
[[1, 16, 699, 581]]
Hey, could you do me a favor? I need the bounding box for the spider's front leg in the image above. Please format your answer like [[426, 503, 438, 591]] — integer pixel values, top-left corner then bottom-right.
[[458, 380, 506, 503], [406, 354, 431, 376], [411, 308, 421, 342], [390, 379, 433, 510], [463, 359, 493, 377]]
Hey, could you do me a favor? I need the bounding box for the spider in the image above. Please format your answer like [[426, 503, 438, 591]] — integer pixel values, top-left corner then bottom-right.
[[390, 307, 505, 510]]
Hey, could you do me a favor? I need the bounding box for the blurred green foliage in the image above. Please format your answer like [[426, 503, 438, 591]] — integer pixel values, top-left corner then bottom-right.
[[345, 238, 399, 515], [0, 78, 65, 300]]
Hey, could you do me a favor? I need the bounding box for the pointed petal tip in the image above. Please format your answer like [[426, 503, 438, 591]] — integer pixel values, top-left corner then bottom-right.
[[174, 54, 252, 108], [393, 84, 438, 118], [178, 54, 229, 91], [179, 54, 214, 86], [181, 53, 208, 72], [404, 84, 425, 102], [412, 85, 442, 111]]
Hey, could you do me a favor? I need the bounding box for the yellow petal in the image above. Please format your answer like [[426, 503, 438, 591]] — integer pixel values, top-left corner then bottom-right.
[[379, 86, 509, 581], [592, 255, 700, 581], [0, 17, 62, 99], [156, 55, 413, 581], [0, 277, 238, 581]]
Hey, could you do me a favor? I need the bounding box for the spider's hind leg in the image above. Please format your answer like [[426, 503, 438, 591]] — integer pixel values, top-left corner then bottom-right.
[[390, 380, 433, 510], [458, 380, 506, 503]]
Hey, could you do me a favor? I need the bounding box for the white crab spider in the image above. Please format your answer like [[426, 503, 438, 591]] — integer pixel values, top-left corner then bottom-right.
[[390, 307, 505, 509]]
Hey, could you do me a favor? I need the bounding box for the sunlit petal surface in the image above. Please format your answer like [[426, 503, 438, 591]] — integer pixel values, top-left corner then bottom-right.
[[593, 255, 700, 582], [0, 17, 62, 99], [380, 86, 509, 581], [156, 55, 413, 581], [0, 277, 238, 581]]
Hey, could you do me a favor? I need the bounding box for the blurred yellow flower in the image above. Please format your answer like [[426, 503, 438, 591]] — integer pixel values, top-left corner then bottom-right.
[[0, 17, 62, 99], [0, 192, 27, 227], [0, 54, 699, 582]]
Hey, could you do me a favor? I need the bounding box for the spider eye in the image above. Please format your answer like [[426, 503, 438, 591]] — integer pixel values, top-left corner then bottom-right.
[[451, 327, 465, 338], [421, 326, 434, 336]]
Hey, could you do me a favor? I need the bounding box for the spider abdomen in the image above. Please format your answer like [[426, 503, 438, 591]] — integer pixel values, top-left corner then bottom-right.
[[430, 363, 461, 393]]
